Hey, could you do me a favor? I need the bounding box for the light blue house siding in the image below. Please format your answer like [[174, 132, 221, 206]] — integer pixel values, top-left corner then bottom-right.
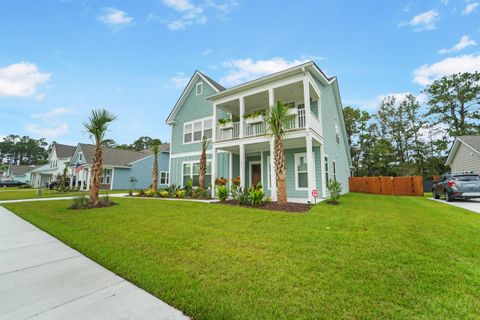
[[112, 152, 169, 190], [261, 147, 322, 199], [313, 75, 350, 194], [170, 152, 230, 187]]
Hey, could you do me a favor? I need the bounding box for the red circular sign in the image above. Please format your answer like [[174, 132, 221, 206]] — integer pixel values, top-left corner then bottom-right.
[[311, 189, 318, 197]]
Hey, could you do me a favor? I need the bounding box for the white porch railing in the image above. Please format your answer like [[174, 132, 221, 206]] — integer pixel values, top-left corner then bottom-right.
[[216, 122, 240, 141], [215, 110, 307, 142]]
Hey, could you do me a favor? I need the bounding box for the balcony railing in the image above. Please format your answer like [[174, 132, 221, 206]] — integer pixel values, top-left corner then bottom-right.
[[215, 109, 306, 142]]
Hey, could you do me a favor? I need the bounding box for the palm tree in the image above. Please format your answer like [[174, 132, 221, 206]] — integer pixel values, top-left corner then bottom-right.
[[150, 139, 161, 191], [199, 136, 209, 190], [84, 109, 117, 205], [265, 101, 294, 204]]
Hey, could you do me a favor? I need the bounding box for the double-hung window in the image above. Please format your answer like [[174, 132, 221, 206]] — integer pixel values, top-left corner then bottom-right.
[[160, 171, 169, 185], [196, 82, 203, 96], [184, 118, 213, 144], [333, 161, 337, 181], [295, 153, 308, 190], [183, 161, 211, 187], [100, 168, 112, 184], [184, 124, 193, 143], [324, 157, 329, 183]]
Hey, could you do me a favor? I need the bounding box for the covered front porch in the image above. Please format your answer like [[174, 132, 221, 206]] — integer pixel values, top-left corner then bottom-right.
[[212, 134, 326, 203], [69, 165, 113, 191]]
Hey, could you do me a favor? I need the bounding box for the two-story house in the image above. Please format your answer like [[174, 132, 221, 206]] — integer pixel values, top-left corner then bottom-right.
[[30, 143, 76, 187], [166, 61, 351, 203]]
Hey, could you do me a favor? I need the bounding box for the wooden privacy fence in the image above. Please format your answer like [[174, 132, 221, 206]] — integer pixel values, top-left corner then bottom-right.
[[349, 176, 424, 196]]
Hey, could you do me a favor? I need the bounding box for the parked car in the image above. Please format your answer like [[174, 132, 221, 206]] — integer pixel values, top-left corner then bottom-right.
[[432, 172, 480, 202], [0, 180, 27, 187]]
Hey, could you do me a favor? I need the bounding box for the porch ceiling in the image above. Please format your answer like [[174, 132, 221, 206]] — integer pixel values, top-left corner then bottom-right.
[[216, 136, 319, 154]]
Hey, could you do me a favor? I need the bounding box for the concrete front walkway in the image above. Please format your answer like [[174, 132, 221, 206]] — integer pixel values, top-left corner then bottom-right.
[[0, 206, 189, 320], [429, 198, 480, 214]]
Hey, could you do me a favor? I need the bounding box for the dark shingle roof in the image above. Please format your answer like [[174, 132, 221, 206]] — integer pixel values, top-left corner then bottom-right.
[[458, 136, 480, 152], [199, 71, 226, 91], [78, 143, 169, 167], [9, 165, 37, 176], [54, 143, 76, 158]]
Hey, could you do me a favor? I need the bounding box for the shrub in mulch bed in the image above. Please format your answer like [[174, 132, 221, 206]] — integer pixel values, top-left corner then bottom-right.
[[218, 200, 310, 213], [68, 196, 118, 210]]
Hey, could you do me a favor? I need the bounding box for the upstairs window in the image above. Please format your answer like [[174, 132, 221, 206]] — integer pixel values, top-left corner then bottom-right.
[[196, 82, 203, 96], [335, 123, 340, 145], [184, 124, 193, 143], [183, 118, 213, 144]]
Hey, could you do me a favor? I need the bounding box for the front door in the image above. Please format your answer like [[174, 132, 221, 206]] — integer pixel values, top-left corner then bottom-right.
[[251, 163, 261, 187]]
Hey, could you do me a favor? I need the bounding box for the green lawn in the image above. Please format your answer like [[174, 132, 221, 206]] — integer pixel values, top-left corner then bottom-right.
[[3, 194, 480, 319], [0, 189, 127, 200]]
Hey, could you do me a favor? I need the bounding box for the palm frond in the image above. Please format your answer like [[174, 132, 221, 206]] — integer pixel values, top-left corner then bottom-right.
[[83, 109, 117, 142], [264, 101, 294, 138]]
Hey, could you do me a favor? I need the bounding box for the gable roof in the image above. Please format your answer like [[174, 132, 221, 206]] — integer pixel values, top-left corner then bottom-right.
[[8, 165, 38, 176], [446, 135, 480, 165], [165, 71, 224, 124], [53, 143, 76, 158], [73, 143, 170, 167]]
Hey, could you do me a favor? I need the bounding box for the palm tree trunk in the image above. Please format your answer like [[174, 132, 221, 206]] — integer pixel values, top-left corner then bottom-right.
[[274, 134, 287, 204], [199, 150, 206, 190], [152, 153, 158, 191], [90, 141, 102, 205]]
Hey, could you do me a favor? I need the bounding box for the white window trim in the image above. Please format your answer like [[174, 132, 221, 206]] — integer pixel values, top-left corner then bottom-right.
[[183, 117, 213, 145], [248, 161, 262, 187], [325, 156, 329, 183], [160, 171, 169, 185], [196, 82, 203, 96], [294, 153, 308, 191], [181, 160, 212, 187]]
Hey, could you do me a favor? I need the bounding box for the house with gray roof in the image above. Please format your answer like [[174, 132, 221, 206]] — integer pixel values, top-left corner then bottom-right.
[[4, 165, 38, 183], [68, 143, 170, 190], [30, 143, 77, 188], [446, 136, 480, 173]]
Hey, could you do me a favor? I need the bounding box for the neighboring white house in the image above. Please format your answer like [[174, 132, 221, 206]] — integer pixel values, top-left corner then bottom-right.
[[3, 165, 38, 183], [30, 143, 76, 188], [446, 136, 480, 172]]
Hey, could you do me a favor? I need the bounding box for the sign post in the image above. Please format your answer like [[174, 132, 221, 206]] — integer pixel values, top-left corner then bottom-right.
[[311, 189, 318, 205]]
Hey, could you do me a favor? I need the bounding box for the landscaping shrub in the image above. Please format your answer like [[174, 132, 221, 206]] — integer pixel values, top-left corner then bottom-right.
[[159, 190, 169, 197], [145, 189, 156, 197], [184, 179, 193, 197], [167, 184, 180, 198], [69, 196, 89, 209], [231, 176, 241, 186], [232, 186, 250, 205], [176, 190, 186, 198], [137, 189, 145, 197], [249, 187, 265, 207], [216, 185, 228, 201], [327, 180, 342, 205]]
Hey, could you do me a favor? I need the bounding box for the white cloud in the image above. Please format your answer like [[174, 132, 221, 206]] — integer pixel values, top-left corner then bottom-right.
[[400, 10, 439, 31], [162, 0, 236, 30], [169, 72, 190, 88], [463, 2, 479, 15], [98, 7, 134, 28], [201, 48, 212, 55], [413, 54, 480, 85], [439, 35, 477, 54], [25, 122, 69, 139], [0, 62, 50, 98], [31, 107, 74, 120], [220, 57, 310, 86]]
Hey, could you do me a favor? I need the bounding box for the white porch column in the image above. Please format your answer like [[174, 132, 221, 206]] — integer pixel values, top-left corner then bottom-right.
[[69, 171, 73, 189], [79, 169, 84, 190], [320, 143, 327, 198], [212, 103, 217, 142], [228, 151, 233, 189], [239, 97, 245, 138], [269, 138, 277, 201], [211, 147, 217, 197], [303, 77, 311, 130], [268, 88, 274, 108], [239, 144, 245, 189], [75, 172, 79, 189], [86, 168, 91, 191], [306, 134, 316, 203]]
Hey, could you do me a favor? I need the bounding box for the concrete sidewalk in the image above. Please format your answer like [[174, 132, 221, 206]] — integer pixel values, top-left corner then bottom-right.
[[0, 206, 189, 320], [0, 193, 128, 204]]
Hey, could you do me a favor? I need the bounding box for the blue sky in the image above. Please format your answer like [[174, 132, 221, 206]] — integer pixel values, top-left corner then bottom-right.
[[1, 0, 479, 145]]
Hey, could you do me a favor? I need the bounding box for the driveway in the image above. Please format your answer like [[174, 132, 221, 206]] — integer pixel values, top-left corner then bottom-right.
[[429, 198, 480, 214], [0, 206, 189, 320]]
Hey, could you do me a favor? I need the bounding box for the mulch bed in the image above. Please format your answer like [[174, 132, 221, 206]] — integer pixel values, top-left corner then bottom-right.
[[218, 200, 310, 213]]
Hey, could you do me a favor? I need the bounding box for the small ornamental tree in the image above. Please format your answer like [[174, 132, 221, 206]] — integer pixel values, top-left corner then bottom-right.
[[327, 180, 342, 205]]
